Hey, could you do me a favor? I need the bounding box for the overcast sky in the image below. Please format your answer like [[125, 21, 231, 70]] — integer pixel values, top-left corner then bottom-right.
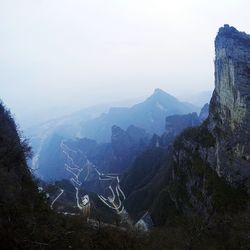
[[1, 0, 250, 127]]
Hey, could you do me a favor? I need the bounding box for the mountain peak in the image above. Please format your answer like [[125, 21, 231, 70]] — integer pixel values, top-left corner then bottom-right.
[[149, 88, 178, 103], [219, 24, 238, 34], [213, 25, 250, 130], [152, 88, 173, 97], [209, 25, 250, 190], [216, 24, 250, 46], [153, 88, 166, 94]]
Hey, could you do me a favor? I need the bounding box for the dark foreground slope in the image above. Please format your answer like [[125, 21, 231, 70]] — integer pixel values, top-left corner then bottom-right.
[[0, 102, 146, 250], [0, 98, 204, 250]]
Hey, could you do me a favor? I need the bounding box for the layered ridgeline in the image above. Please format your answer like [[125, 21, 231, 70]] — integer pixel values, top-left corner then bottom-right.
[[0, 99, 207, 249], [122, 25, 250, 247], [1, 25, 250, 249], [32, 89, 198, 180], [41, 110, 205, 222], [35, 110, 206, 183], [79, 89, 199, 142]]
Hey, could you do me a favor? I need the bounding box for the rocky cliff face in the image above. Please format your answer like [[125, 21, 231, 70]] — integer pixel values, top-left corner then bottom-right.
[[209, 24, 250, 190], [211, 25, 250, 129], [132, 26, 250, 235]]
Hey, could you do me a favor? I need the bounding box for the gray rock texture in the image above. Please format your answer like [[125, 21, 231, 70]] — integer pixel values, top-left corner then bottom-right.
[[149, 25, 250, 226], [209, 24, 250, 191]]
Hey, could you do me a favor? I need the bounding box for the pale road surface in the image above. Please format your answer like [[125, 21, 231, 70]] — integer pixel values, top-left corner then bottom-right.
[[50, 188, 64, 209], [55, 140, 126, 215]]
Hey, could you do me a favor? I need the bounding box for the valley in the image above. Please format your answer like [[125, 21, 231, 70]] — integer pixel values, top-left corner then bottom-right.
[[36, 91, 206, 228], [0, 24, 250, 249], [60, 139, 127, 215]]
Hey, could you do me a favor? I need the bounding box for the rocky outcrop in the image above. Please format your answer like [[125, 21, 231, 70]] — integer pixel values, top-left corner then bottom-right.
[[158, 25, 250, 218], [211, 25, 250, 129], [209, 24, 250, 190], [142, 26, 250, 230]]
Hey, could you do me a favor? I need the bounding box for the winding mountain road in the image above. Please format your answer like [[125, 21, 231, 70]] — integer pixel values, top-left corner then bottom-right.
[[50, 188, 64, 209], [58, 140, 126, 214]]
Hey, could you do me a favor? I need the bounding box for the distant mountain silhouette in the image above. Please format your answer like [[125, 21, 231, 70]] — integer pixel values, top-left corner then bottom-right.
[[79, 88, 199, 142], [28, 89, 199, 172]]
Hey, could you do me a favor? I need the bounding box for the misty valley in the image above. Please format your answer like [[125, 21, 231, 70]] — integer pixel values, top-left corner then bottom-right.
[[31, 88, 205, 227], [1, 23, 250, 249]]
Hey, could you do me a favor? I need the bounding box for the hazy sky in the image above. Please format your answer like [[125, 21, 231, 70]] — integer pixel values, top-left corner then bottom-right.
[[1, 0, 250, 127]]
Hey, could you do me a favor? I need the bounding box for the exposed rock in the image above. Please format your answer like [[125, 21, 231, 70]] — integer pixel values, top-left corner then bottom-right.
[[150, 25, 250, 226], [123, 26, 250, 232], [209, 24, 250, 190]]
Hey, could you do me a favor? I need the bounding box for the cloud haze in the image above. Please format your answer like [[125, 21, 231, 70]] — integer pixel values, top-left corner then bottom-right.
[[1, 0, 250, 127]]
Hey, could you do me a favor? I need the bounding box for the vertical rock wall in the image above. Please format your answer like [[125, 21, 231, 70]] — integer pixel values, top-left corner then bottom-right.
[[209, 25, 250, 190]]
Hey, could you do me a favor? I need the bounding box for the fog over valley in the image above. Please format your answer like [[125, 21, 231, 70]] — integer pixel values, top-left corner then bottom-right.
[[2, 0, 250, 128], [1, 1, 250, 249]]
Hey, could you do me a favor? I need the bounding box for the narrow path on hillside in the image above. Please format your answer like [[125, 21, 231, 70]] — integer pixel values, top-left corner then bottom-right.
[[58, 140, 126, 214], [50, 188, 64, 209]]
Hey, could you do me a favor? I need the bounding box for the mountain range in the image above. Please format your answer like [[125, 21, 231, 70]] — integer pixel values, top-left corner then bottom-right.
[[1, 25, 249, 249], [122, 26, 250, 244], [79, 88, 199, 142], [30, 88, 200, 180]]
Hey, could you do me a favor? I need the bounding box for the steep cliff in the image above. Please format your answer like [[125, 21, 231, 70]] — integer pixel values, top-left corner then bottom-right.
[[114, 26, 250, 248], [209, 25, 250, 190], [150, 25, 250, 237]]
